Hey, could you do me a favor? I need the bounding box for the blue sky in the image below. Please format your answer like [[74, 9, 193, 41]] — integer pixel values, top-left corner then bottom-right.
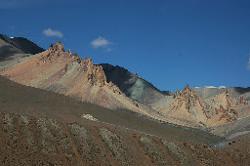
[[0, 0, 250, 90]]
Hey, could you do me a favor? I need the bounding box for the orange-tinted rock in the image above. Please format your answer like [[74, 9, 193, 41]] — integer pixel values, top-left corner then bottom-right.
[[0, 42, 151, 118], [168, 85, 209, 125]]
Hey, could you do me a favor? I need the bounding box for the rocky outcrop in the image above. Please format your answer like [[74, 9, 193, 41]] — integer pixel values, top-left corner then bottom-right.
[[168, 85, 209, 125], [165, 86, 243, 127], [207, 90, 237, 110], [40, 43, 107, 87], [215, 106, 238, 122], [172, 85, 207, 111], [83, 58, 106, 86], [205, 90, 244, 122]]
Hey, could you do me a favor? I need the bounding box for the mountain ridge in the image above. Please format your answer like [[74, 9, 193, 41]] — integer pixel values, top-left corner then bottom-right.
[[100, 63, 168, 106], [0, 34, 249, 130], [0, 42, 165, 122]]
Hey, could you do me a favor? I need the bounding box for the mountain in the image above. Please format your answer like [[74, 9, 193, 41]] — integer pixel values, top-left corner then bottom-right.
[[0, 34, 44, 72], [151, 86, 249, 128], [165, 86, 209, 126], [194, 86, 250, 100], [0, 34, 44, 54], [0, 75, 249, 166], [0, 34, 249, 131], [195, 87, 250, 121], [0, 34, 43, 60], [100, 63, 167, 106], [0, 42, 164, 121], [0, 36, 22, 61], [100, 63, 250, 128], [0, 34, 249, 165]]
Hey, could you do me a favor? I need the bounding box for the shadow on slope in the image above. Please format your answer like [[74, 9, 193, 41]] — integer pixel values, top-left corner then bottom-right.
[[233, 87, 250, 95], [0, 45, 22, 61], [0, 34, 44, 55], [100, 63, 168, 105]]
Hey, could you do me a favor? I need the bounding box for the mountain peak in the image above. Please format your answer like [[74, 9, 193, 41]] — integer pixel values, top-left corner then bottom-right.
[[177, 85, 199, 101], [39, 43, 108, 87], [49, 42, 65, 52], [182, 85, 192, 94]]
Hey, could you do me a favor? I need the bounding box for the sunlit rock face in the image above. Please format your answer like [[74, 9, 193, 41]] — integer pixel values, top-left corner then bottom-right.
[[0, 42, 150, 115]]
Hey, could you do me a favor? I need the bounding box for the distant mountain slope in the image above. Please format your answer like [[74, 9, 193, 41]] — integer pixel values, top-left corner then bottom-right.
[[151, 86, 249, 128], [100, 63, 250, 128], [194, 87, 226, 99], [0, 34, 44, 70], [194, 86, 250, 120], [166, 86, 209, 125], [100, 63, 167, 105], [194, 86, 250, 99], [0, 34, 44, 55], [0, 35, 23, 61]]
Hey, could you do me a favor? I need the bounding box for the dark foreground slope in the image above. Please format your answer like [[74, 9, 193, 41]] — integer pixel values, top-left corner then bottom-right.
[[0, 76, 250, 165], [0, 76, 218, 144], [1, 111, 250, 166]]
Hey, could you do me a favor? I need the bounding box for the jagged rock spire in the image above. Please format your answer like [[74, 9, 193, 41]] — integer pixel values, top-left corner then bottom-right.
[[182, 84, 192, 94], [49, 42, 65, 52]]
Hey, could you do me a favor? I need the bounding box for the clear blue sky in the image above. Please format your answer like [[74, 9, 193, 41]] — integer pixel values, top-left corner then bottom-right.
[[0, 0, 250, 90]]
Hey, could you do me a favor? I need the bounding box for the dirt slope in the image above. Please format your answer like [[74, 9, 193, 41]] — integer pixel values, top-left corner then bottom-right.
[[0, 76, 249, 166], [0, 76, 219, 144]]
